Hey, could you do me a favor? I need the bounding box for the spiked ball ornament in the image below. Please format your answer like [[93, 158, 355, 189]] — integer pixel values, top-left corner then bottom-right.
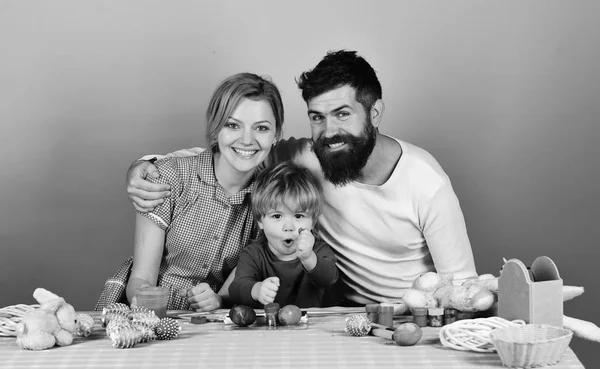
[[75, 313, 95, 337], [344, 314, 372, 337], [155, 317, 181, 340]]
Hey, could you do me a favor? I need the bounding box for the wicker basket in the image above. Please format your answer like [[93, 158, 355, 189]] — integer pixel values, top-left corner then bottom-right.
[[490, 324, 573, 368], [0, 304, 39, 337]]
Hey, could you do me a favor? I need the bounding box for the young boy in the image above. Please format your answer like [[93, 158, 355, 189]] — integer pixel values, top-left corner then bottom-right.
[[228, 162, 339, 308]]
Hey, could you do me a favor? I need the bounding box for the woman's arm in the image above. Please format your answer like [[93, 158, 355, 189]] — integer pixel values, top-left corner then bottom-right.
[[216, 267, 237, 308], [126, 214, 166, 303]]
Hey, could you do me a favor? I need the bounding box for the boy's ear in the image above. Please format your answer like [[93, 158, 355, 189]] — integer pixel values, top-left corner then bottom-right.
[[257, 220, 264, 230]]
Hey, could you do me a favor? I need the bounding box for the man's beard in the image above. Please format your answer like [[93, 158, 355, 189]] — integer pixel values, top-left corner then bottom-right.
[[313, 120, 377, 186]]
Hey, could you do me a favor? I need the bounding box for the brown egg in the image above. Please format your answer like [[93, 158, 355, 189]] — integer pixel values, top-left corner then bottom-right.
[[392, 322, 423, 346], [278, 305, 302, 326]]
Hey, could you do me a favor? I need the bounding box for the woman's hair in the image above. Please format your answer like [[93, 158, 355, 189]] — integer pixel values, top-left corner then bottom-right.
[[206, 73, 285, 152], [252, 162, 324, 221]]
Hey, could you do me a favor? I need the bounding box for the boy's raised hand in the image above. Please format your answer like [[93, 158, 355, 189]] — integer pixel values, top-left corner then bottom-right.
[[295, 228, 315, 261], [253, 277, 280, 305]]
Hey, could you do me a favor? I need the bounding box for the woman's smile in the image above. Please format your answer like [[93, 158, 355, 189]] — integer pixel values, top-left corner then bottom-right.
[[232, 147, 259, 158]]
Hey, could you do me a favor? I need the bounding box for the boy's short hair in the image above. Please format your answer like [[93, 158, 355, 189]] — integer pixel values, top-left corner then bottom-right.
[[252, 162, 324, 221]]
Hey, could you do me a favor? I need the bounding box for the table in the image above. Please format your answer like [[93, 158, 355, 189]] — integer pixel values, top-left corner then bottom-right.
[[0, 308, 585, 368]]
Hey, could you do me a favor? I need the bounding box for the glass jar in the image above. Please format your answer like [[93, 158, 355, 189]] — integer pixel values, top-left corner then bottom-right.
[[428, 307, 444, 327], [412, 307, 428, 327], [264, 303, 280, 328], [365, 304, 379, 324], [377, 305, 394, 328], [444, 308, 458, 325]]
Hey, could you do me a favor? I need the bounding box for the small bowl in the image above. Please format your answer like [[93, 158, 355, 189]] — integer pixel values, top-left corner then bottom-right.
[[490, 324, 573, 368]]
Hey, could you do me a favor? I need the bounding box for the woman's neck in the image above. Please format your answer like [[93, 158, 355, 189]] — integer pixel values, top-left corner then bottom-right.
[[213, 152, 255, 197]]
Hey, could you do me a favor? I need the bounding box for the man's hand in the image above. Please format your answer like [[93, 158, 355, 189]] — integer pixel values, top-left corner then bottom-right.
[[126, 160, 171, 212], [180, 283, 221, 312], [252, 277, 279, 305]]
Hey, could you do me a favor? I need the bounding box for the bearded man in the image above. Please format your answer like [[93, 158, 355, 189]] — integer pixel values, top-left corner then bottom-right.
[[126, 50, 478, 306]]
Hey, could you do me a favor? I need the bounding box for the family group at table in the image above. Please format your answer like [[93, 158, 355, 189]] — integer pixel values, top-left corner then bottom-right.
[[95, 50, 478, 313]]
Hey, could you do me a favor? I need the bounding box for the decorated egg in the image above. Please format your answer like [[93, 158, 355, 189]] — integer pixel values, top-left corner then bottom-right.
[[155, 317, 180, 340], [228, 305, 257, 327], [278, 305, 302, 326], [392, 322, 423, 346]]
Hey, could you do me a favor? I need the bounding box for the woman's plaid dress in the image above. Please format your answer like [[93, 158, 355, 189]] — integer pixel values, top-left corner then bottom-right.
[[96, 149, 259, 311]]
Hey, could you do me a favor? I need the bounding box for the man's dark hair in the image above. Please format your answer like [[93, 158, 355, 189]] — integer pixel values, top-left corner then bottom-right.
[[296, 50, 382, 111]]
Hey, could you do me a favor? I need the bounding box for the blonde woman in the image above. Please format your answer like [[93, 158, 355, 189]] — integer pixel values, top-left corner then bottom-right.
[[96, 73, 284, 312]]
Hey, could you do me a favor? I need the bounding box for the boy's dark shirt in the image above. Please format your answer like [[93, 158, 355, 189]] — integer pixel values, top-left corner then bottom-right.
[[229, 238, 338, 308]]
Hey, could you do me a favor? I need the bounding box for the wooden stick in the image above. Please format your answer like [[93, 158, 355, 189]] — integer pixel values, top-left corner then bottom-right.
[[177, 306, 366, 319], [562, 286, 584, 302], [563, 315, 600, 342], [370, 322, 394, 340]]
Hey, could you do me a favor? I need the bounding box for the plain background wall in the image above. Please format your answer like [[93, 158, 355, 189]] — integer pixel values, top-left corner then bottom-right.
[[1, 0, 598, 365]]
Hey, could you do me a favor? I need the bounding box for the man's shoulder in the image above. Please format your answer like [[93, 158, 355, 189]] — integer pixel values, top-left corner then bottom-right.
[[387, 137, 451, 197], [391, 138, 446, 175], [388, 137, 428, 160]]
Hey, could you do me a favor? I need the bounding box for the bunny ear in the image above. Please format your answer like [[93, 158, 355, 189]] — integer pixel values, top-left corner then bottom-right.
[[41, 297, 65, 314], [33, 288, 60, 304]]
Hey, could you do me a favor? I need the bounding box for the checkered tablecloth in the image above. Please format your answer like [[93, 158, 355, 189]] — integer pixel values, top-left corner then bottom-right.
[[0, 309, 585, 368]]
